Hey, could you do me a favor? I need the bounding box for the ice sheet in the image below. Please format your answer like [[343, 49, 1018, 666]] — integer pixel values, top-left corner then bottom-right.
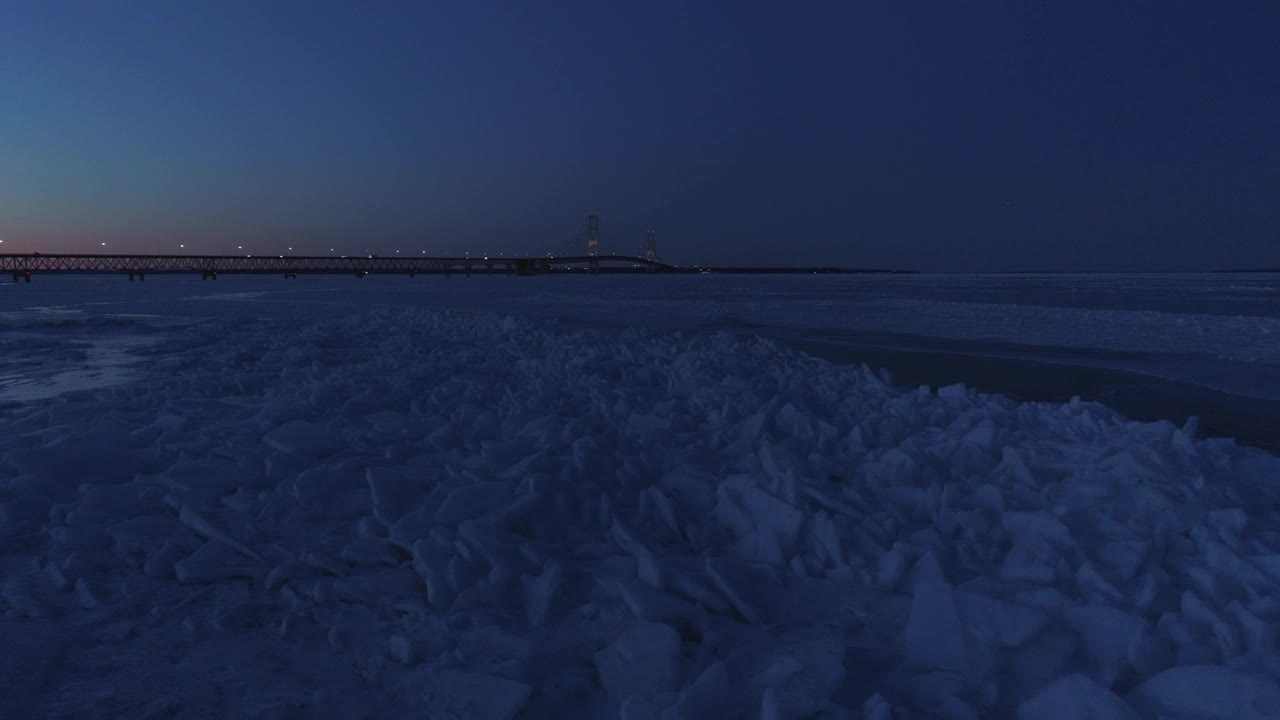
[[3, 274, 1280, 718]]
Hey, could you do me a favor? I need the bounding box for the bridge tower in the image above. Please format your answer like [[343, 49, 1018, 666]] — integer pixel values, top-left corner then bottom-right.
[[586, 214, 600, 256], [587, 214, 600, 273], [644, 231, 656, 263]]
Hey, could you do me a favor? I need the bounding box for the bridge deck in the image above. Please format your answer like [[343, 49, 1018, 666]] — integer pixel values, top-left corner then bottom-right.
[[2, 253, 676, 279]]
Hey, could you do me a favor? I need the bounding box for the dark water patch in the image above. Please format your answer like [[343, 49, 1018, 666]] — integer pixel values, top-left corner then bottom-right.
[[790, 339, 1280, 455]]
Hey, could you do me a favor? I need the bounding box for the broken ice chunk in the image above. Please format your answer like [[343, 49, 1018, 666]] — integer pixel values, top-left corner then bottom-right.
[[1127, 665, 1280, 720], [388, 634, 413, 664], [524, 562, 563, 627], [174, 542, 261, 584], [1060, 605, 1145, 688], [1017, 675, 1138, 720], [904, 581, 985, 679], [704, 556, 781, 625], [421, 669, 532, 720], [614, 578, 697, 623], [436, 482, 513, 524], [366, 467, 428, 526], [955, 591, 1048, 649], [662, 661, 732, 720], [262, 420, 344, 458], [1206, 508, 1247, 534], [594, 622, 682, 701]]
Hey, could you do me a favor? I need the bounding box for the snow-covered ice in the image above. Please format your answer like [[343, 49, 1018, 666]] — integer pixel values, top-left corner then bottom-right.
[[3, 274, 1280, 718]]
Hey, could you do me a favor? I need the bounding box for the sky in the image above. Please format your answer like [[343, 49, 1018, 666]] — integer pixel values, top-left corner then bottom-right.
[[1, 0, 1277, 271]]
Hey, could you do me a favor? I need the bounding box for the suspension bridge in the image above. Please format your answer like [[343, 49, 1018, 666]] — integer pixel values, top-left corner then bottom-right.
[[3, 215, 677, 282], [2, 216, 905, 282], [1, 252, 677, 282]]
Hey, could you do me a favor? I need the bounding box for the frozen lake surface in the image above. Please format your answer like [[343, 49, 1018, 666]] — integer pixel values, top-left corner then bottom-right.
[[8, 273, 1280, 448], [2, 273, 1280, 718]]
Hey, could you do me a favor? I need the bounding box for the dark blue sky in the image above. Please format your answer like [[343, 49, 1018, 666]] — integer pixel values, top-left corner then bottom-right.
[[2, 1, 1276, 270]]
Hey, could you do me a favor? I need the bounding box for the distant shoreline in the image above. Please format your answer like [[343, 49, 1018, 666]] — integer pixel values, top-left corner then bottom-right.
[[681, 267, 1257, 274], [675, 267, 917, 274], [940, 268, 1280, 275]]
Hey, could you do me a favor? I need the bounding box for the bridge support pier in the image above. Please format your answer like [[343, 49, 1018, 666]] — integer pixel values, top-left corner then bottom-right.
[[284, 272, 297, 279], [202, 271, 217, 280], [128, 271, 145, 282], [13, 272, 30, 283]]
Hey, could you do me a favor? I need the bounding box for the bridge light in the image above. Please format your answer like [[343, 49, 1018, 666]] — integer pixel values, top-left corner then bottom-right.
[[180, 244, 185, 248], [101, 242, 106, 246]]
